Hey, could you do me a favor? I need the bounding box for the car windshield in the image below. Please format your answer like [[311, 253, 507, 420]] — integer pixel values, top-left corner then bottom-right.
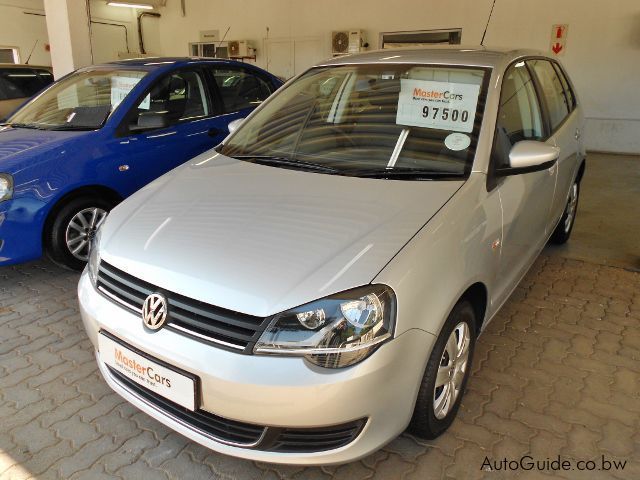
[[219, 63, 489, 179], [5, 68, 148, 130]]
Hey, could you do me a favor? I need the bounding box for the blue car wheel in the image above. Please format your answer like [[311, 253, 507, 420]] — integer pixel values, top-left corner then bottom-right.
[[46, 196, 113, 270]]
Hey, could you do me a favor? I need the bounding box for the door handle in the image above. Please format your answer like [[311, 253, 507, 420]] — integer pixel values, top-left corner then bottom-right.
[[208, 127, 222, 137], [575, 129, 581, 140]]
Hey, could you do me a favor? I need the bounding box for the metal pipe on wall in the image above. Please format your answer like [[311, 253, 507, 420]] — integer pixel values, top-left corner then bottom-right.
[[23, 11, 131, 55], [137, 11, 160, 55]]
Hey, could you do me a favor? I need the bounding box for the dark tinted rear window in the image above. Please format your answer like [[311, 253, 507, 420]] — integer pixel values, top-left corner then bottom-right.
[[0, 68, 52, 100]]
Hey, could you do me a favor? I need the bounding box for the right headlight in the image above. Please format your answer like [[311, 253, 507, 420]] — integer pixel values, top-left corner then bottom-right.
[[0, 174, 13, 202], [254, 285, 396, 368]]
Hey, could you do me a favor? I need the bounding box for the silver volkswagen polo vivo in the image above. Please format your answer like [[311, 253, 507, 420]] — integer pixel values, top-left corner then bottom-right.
[[78, 47, 585, 464]]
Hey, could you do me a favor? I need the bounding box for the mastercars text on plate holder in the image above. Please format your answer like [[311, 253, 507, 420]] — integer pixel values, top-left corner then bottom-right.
[[98, 331, 198, 411]]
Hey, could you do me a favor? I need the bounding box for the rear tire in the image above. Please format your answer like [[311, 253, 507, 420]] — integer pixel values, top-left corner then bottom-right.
[[550, 179, 579, 245], [46, 196, 112, 271], [408, 300, 476, 439]]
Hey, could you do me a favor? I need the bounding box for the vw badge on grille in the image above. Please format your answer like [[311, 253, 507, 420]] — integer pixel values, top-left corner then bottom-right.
[[142, 293, 168, 330]]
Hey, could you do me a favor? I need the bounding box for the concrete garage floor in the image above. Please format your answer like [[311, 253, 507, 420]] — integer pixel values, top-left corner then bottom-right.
[[0, 153, 639, 480]]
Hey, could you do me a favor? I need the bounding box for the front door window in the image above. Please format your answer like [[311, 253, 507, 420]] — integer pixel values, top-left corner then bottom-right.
[[492, 62, 544, 169]]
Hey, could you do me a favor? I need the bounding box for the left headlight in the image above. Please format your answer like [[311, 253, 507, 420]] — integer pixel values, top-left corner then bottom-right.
[[87, 224, 103, 286], [0, 174, 13, 202], [254, 285, 396, 368]]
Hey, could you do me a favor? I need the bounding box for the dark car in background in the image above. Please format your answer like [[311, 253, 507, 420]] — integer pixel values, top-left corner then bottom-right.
[[0, 64, 53, 119]]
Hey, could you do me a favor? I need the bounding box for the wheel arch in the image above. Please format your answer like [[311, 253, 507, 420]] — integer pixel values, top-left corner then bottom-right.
[[42, 185, 123, 248], [458, 282, 489, 335]]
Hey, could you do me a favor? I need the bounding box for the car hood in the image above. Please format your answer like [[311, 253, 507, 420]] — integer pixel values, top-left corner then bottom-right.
[[0, 126, 89, 173], [101, 153, 464, 317]]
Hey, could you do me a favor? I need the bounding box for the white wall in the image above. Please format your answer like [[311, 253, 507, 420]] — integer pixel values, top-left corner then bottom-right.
[[152, 0, 640, 154], [88, 0, 143, 63], [0, 1, 51, 66]]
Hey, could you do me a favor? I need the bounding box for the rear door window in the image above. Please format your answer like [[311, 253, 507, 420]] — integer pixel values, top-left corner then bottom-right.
[[527, 59, 569, 131], [551, 63, 575, 112], [209, 67, 273, 112]]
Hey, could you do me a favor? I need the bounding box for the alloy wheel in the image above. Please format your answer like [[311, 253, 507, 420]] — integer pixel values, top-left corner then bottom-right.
[[564, 182, 578, 233], [65, 207, 107, 261]]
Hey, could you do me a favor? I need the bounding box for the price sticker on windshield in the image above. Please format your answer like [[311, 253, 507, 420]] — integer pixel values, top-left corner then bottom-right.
[[396, 79, 480, 133], [111, 76, 142, 109]]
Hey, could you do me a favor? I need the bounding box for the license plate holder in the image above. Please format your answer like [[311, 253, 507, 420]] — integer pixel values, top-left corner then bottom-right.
[[98, 331, 198, 411]]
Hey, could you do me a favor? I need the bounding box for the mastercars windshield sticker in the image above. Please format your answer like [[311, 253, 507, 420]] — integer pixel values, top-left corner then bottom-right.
[[396, 79, 480, 133], [111, 76, 142, 109]]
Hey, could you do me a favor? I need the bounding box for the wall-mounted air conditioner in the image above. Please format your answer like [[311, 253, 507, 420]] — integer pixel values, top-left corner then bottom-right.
[[228, 40, 255, 58], [332, 30, 364, 56]]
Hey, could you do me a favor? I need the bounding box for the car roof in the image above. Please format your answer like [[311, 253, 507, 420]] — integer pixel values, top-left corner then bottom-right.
[[0, 63, 52, 70], [318, 45, 547, 70], [103, 57, 254, 69]]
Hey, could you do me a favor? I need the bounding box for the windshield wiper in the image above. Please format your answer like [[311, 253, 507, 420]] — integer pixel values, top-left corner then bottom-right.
[[344, 168, 466, 180], [233, 155, 340, 174], [47, 125, 97, 131], [0, 122, 45, 130]]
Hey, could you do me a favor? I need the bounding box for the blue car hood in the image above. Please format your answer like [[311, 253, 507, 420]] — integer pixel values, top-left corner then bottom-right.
[[0, 126, 91, 174]]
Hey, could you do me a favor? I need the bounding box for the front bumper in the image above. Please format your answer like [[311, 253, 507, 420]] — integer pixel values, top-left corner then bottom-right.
[[78, 271, 435, 465], [0, 197, 47, 265]]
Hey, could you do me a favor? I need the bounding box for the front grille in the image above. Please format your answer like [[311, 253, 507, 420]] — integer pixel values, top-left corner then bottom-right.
[[96, 261, 269, 352], [107, 366, 366, 453]]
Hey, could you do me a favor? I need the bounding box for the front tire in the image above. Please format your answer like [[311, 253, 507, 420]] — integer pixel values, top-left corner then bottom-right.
[[408, 300, 476, 439], [46, 196, 112, 270], [550, 179, 579, 244]]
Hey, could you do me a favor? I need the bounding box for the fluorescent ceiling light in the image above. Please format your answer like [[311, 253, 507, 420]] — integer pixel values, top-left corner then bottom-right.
[[107, 1, 154, 9]]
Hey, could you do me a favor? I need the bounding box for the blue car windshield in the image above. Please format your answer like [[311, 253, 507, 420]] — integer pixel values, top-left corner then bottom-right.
[[220, 64, 489, 178], [5, 68, 148, 130]]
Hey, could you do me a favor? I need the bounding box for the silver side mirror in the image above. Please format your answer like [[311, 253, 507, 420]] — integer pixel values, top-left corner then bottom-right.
[[509, 141, 560, 169], [227, 118, 245, 134]]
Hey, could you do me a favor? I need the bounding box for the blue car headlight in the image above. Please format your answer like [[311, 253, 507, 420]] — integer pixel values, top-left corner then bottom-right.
[[254, 285, 396, 368], [0, 174, 13, 202]]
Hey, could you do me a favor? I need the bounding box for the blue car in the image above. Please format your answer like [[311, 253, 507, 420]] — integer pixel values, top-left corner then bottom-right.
[[0, 57, 282, 269]]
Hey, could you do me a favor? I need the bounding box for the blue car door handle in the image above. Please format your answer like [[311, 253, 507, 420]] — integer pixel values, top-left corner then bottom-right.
[[208, 127, 222, 137]]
